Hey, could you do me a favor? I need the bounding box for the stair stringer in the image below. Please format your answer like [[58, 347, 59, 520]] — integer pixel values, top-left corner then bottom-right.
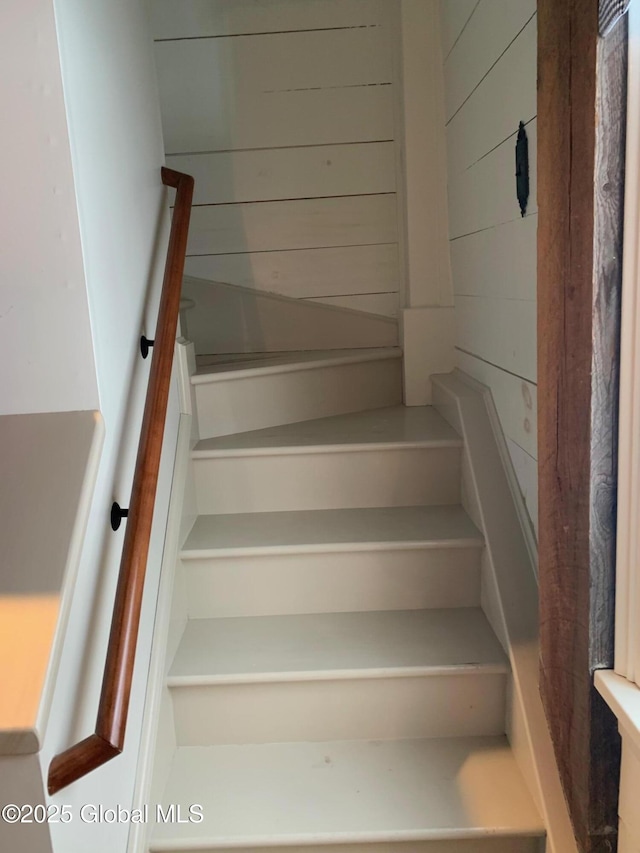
[[127, 340, 198, 853], [431, 370, 576, 853], [181, 276, 399, 355]]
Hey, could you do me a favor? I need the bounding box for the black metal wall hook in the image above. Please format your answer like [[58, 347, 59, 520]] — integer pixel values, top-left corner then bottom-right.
[[110, 502, 129, 531], [515, 121, 530, 217], [140, 335, 155, 359]]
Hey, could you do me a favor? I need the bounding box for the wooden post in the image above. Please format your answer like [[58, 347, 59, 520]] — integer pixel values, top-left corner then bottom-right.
[[538, 1, 626, 850]]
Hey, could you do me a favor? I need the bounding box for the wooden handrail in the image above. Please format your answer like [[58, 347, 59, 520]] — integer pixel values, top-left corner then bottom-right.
[[48, 167, 194, 794]]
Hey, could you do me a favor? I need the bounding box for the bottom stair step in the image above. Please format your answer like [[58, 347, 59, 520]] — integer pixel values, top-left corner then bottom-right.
[[150, 737, 544, 852], [150, 844, 540, 853]]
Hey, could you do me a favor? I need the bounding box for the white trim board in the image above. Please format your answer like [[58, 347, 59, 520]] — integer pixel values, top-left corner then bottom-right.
[[432, 370, 575, 853], [615, 0, 640, 684], [126, 412, 192, 853], [396, 0, 453, 310], [128, 341, 197, 853], [595, 672, 640, 853]]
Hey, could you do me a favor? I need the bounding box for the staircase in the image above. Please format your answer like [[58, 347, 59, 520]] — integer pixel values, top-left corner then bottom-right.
[[148, 348, 545, 853]]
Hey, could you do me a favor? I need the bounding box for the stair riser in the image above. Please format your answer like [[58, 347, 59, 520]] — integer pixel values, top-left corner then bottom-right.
[[151, 841, 543, 853], [170, 673, 507, 746], [183, 548, 482, 618], [195, 358, 403, 439], [193, 447, 461, 514]]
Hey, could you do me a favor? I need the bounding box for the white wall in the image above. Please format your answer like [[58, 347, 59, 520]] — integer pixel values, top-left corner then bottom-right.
[[35, 1, 181, 851], [440, 0, 538, 533], [148, 0, 401, 320], [0, 0, 98, 416]]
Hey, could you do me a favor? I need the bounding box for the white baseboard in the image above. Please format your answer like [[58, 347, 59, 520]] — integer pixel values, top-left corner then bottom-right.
[[432, 370, 576, 853]]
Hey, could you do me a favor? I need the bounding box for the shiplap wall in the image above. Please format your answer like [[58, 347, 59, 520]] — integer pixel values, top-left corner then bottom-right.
[[440, 0, 538, 534], [148, 0, 400, 319]]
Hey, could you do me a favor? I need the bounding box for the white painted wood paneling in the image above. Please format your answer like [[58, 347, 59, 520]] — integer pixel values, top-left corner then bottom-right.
[[447, 24, 537, 175], [184, 244, 399, 299], [448, 120, 538, 239], [153, 0, 399, 319], [450, 214, 537, 302], [307, 293, 399, 318], [167, 142, 396, 205], [186, 194, 398, 256], [444, 0, 536, 122], [506, 437, 538, 537], [157, 26, 392, 94], [162, 83, 394, 155], [455, 296, 536, 384], [456, 350, 537, 460], [149, 0, 390, 40], [155, 29, 393, 153], [439, 0, 479, 58], [443, 0, 538, 526]]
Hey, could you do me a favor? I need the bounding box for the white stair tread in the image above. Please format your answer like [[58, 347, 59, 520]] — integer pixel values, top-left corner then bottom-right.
[[150, 737, 544, 849], [193, 347, 402, 384], [192, 406, 462, 456], [181, 505, 483, 557], [168, 609, 508, 685]]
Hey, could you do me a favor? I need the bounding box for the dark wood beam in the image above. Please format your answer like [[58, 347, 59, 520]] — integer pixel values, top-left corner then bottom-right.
[[537, 2, 626, 851]]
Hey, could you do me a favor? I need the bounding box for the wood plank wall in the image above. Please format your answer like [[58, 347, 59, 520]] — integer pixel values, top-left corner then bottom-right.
[[439, 0, 538, 533], [148, 0, 400, 318]]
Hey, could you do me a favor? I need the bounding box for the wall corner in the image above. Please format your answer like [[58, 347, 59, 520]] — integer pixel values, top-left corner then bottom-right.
[[401, 306, 455, 405]]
